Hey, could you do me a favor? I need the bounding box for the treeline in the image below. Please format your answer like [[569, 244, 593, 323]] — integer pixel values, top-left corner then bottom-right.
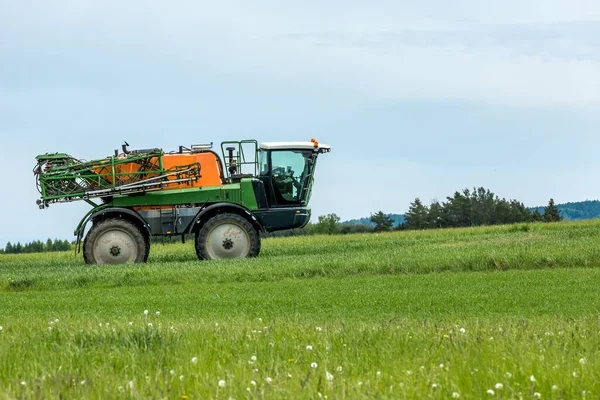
[[403, 187, 561, 230], [267, 187, 563, 237], [0, 238, 72, 254]]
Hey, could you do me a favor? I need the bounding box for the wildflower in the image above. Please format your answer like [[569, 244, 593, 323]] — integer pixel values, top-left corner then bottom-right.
[[105, 322, 110, 327], [148, 323, 153, 328], [191, 357, 198, 364], [128, 381, 134, 389], [258, 318, 263, 322], [579, 358, 586, 365], [439, 363, 444, 368], [336, 366, 343, 372], [431, 383, 439, 389], [530, 375, 536, 382], [0, 326, 3, 331], [376, 370, 381, 377], [452, 392, 460, 398], [144, 310, 149, 315], [311, 362, 318, 369], [287, 373, 293, 378], [533, 392, 541, 398], [551, 385, 558, 391], [156, 311, 160, 316], [180, 375, 184, 381], [20, 381, 26, 386], [250, 380, 256, 386], [306, 345, 313, 351], [406, 370, 413, 375], [170, 370, 175, 376], [573, 371, 579, 378], [459, 328, 466, 334], [266, 377, 273, 384], [487, 389, 495, 395], [80, 380, 86, 385], [358, 381, 363, 386], [55, 318, 59, 323], [250, 355, 257, 363], [316, 326, 323, 332], [326, 371, 334, 381], [495, 383, 503, 390], [128, 322, 133, 326], [218, 379, 226, 387], [246, 387, 251, 392]]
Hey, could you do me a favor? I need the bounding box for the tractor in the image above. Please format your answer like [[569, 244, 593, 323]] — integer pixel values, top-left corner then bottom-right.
[[33, 139, 331, 264]]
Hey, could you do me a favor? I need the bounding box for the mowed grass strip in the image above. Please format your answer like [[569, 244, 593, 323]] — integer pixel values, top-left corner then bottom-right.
[[1, 268, 600, 320], [2, 220, 600, 292]]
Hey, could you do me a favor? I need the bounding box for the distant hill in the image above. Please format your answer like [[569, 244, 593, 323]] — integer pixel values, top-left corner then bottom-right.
[[343, 214, 405, 227], [342, 200, 600, 226], [529, 200, 600, 221]]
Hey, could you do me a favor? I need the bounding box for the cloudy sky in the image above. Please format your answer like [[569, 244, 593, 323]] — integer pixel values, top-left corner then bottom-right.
[[1, 0, 599, 246]]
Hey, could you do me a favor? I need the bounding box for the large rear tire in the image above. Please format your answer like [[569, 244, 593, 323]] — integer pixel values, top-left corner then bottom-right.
[[195, 213, 260, 260], [83, 218, 148, 265]]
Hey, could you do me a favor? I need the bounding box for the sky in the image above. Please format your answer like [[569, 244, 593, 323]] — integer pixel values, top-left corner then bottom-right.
[[1, 0, 599, 247]]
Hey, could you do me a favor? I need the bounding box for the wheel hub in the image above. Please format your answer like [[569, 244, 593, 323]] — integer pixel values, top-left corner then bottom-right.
[[93, 229, 138, 264], [205, 222, 250, 259], [109, 245, 121, 256]]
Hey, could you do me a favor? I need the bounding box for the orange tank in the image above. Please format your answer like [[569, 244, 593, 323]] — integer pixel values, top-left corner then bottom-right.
[[92, 151, 224, 189]]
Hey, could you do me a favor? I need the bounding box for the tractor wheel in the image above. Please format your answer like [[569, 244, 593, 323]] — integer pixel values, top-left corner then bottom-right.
[[195, 213, 261, 260], [83, 218, 148, 265]]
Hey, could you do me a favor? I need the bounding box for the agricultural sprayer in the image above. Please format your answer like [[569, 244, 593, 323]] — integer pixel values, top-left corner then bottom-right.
[[34, 139, 331, 264]]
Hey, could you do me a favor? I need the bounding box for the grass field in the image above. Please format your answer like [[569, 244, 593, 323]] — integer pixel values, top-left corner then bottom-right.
[[1, 220, 600, 399]]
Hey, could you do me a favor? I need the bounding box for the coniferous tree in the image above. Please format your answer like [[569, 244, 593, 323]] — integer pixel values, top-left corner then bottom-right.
[[428, 201, 444, 229], [544, 198, 562, 222], [370, 211, 394, 232], [404, 198, 429, 230]]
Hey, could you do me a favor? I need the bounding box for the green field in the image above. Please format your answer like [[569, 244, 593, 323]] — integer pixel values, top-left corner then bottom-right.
[[1, 221, 600, 399]]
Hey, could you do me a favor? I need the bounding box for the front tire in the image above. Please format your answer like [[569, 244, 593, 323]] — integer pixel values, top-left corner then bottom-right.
[[83, 218, 148, 265], [195, 213, 260, 260]]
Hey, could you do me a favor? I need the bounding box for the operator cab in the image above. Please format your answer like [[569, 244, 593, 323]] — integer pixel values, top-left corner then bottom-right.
[[258, 140, 331, 207]]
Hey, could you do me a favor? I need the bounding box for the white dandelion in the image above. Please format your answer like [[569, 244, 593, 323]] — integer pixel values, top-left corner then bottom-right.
[[505, 372, 512, 378], [315, 326, 323, 332], [250, 380, 257, 386], [20, 381, 26, 386], [143, 310, 149, 315], [487, 389, 495, 395], [326, 371, 334, 381], [459, 328, 466, 334], [579, 358, 586, 365], [169, 370, 175, 376], [179, 375, 184, 381], [530, 375, 536, 383], [266, 377, 273, 384], [156, 311, 160, 316], [306, 345, 313, 351], [495, 383, 503, 390], [452, 392, 460, 398], [218, 379, 226, 388], [533, 392, 541, 398], [191, 357, 198, 364], [311, 362, 318, 369], [336, 366, 343, 372], [552, 385, 558, 391]]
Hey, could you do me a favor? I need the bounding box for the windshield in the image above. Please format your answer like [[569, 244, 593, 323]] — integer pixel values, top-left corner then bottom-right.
[[260, 150, 315, 204]]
